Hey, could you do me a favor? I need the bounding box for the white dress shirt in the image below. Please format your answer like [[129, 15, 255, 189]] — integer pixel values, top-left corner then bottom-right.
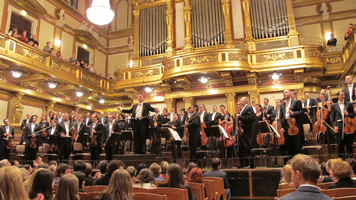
[[285, 100, 291, 119], [170, 113, 174, 122], [212, 112, 216, 121], [348, 84, 354, 101], [50, 127, 56, 135], [64, 121, 70, 136], [91, 123, 97, 135], [136, 103, 143, 118], [200, 111, 205, 122], [31, 123, 36, 133], [108, 123, 113, 138]]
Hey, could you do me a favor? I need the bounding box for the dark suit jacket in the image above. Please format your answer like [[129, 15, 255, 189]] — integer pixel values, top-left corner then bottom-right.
[[21, 119, 30, 130], [304, 98, 317, 108], [199, 112, 210, 124], [24, 124, 42, 146], [103, 123, 120, 144], [280, 99, 303, 134], [209, 112, 221, 126], [343, 84, 356, 102], [89, 122, 105, 144], [278, 185, 332, 200], [94, 174, 111, 186], [58, 121, 75, 137], [263, 105, 274, 120], [203, 170, 229, 189], [330, 101, 353, 136], [46, 125, 62, 145], [122, 103, 156, 118], [84, 117, 92, 126], [187, 112, 201, 148], [0, 126, 14, 147], [237, 105, 254, 140], [329, 177, 356, 189], [170, 120, 184, 138]]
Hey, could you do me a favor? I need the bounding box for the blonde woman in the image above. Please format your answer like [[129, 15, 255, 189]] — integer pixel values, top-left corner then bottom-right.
[[0, 166, 29, 200], [97, 169, 133, 200], [54, 174, 80, 200], [133, 168, 157, 189]]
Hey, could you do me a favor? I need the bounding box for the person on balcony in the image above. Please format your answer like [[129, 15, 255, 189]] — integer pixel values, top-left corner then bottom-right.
[[327, 32, 337, 52], [43, 41, 51, 53], [344, 23, 354, 41]]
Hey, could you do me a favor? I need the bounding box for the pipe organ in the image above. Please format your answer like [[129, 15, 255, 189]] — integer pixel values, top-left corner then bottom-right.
[[250, 0, 289, 39], [191, 0, 225, 48], [139, 4, 167, 57]]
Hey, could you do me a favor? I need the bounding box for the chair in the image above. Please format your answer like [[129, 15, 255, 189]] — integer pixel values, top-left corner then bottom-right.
[[133, 192, 167, 200], [203, 179, 216, 200], [276, 188, 296, 197], [16, 145, 25, 161], [324, 188, 356, 198], [83, 186, 90, 192], [203, 177, 226, 200], [187, 182, 206, 200], [133, 187, 152, 193], [79, 192, 102, 200], [317, 182, 334, 190], [73, 142, 83, 151], [278, 183, 291, 190], [333, 196, 356, 200], [151, 188, 189, 200], [87, 185, 108, 192]]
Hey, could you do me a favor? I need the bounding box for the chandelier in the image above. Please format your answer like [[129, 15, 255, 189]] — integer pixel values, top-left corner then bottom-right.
[[86, 0, 115, 26]]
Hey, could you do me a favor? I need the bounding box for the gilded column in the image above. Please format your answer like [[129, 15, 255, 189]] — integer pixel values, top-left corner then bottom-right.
[[242, 0, 254, 50], [222, 0, 233, 48], [12, 93, 24, 124], [165, 98, 176, 112], [248, 90, 259, 105], [184, 0, 193, 52], [133, 9, 140, 58], [285, 0, 299, 46], [225, 93, 236, 115], [183, 97, 195, 110], [166, 0, 174, 55]]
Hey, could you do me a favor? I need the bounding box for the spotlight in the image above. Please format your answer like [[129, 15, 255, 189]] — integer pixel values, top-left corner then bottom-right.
[[21, 10, 27, 16], [200, 77, 208, 83], [87, 105, 92, 110], [54, 39, 61, 47], [129, 60, 133, 68], [83, 44, 87, 49], [11, 71, 22, 78], [76, 91, 83, 97], [325, 32, 332, 41], [270, 72, 281, 80], [144, 87, 153, 93], [48, 82, 57, 89], [99, 99, 105, 104]]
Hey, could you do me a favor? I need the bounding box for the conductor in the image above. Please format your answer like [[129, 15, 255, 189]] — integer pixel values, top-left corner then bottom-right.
[[119, 94, 158, 154]]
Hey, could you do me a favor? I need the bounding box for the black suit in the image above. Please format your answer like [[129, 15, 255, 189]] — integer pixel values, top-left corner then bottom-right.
[[330, 101, 354, 157], [46, 125, 62, 152], [236, 105, 254, 167], [280, 99, 303, 156], [75, 122, 89, 147], [84, 117, 92, 126], [209, 112, 221, 126], [89, 122, 105, 161], [263, 105, 274, 122], [343, 84, 356, 102], [58, 121, 74, 161], [20, 118, 30, 144], [121, 102, 156, 154], [103, 122, 120, 161], [170, 119, 183, 159], [199, 111, 210, 125], [24, 123, 42, 161], [329, 177, 356, 189], [186, 112, 201, 161], [303, 98, 317, 108], [278, 185, 332, 200], [0, 126, 14, 160]]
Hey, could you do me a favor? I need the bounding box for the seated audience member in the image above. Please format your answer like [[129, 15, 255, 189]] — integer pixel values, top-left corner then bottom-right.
[[346, 158, 356, 174], [0, 159, 11, 168], [38, 163, 49, 169], [203, 158, 231, 200], [23, 169, 45, 192], [345, 23, 354, 40], [281, 164, 294, 188], [54, 164, 72, 184], [69, 54, 77, 64], [72, 171, 86, 193], [323, 159, 335, 183], [136, 163, 147, 177], [188, 167, 208, 198], [54, 174, 80, 200], [43, 41, 51, 53], [97, 169, 133, 200], [126, 166, 138, 182], [29, 169, 55, 200], [329, 159, 356, 189], [13, 160, 20, 166], [95, 160, 125, 186], [73, 160, 86, 173], [19, 30, 28, 43], [159, 163, 195, 200], [24, 164, 33, 176], [96, 160, 108, 179], [20, 167, 29, 181], [50, 48, 55, 55], [28, 34, 38, 47], [188, 162, 198, 173], [150, 163, 164, 181], [320, 162, 328, 177], [0, 166, 29, 200], [133, 168, 157, 189], [56, 51, 63, 59], [84, 163, 95, 186], [278, 154, 332, 200], [160, 161, 169, 178]]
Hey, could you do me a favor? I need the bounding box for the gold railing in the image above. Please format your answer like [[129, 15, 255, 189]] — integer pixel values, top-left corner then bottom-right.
[[0, 33, 109, 92]]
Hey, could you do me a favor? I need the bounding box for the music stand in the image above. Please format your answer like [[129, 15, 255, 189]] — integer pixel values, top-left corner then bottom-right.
[[204, 126, 220, 152], [257, 121, 272, 148]]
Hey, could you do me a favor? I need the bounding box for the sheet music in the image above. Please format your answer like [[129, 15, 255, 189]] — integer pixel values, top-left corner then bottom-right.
[[218, 125, 230, 139], [168, 128, 181, 141], [269, 124, 281, 138]]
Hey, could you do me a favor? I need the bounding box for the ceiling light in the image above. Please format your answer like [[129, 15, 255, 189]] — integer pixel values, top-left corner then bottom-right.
[[54, 39, 61, 47], [99, 99, 105, 104], [87, 105, 92, 110], [11, 71, 22, 78], [86, 0, 115, 25], [83, 44, 87, 49], [270, 72, 281, 80], [144, 87, 153, 93], [325, 32, 332, 41], [200, 77, 208, 83], [21, 10, 27, 16], [76, 91, 83, 97], [48, 82, 57, 89]]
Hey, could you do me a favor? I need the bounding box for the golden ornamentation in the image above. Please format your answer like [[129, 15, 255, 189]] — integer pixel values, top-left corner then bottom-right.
[[0, 78, 7, 83], [248, 90, 259, 103], [229, 53, 248, 62], [205, 84, 213, 89], [324, 56, 343, 65], [295, 89, 305, 99], [36, 88, 43, 93], [59, 65, 76, 76], [12, 93, 23, 124], [0, 37, 6, 49], [65, 96, 70, 101], [183, 84, 192, 91], [256, 51, 294, 63], [133, 0, 162, 6], [117, 74, 124, 81], [165, 61, 175, 70], [222, 0, 232, 46], [242, 0, 253, 41], [183, 96, 195, 109], [141, 57, 164, 66], [162, 86, 171, 93], [48, 101, 56, 112], [184, 0, 192, 51], [166, 0, 174, 54], [305, 50, 322, 58], [16, 46, 46, 63], [183, 54, 218, 65], [82, 73, 101, 85], [225, 80, 233, 87]]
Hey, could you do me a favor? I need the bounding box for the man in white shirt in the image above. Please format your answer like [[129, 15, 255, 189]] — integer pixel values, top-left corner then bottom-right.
[[0, 118, 14, 160], [57, 112, 63, 123], [199, 104, 209, 126], [103, 114, 119, 160], [58, 113, 74, 162], [20, 113, 31, 144], [343, 75, 356, 102], [84, 112, 92, 126], [209, 105, 221, 126], [46, 120, 61, 153], [24, 115, 41, 161], [251, 101, 257, 113], [169, 107, 175, 123]]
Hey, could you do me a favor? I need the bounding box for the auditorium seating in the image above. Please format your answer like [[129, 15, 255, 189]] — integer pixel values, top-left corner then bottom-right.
[[203, 177, 226, 200], [202, 179, 216, 200], [151, 188, 189, 200], [333, 196, 356, 200], [276, 188, 296, 197], [323, 188, 356, 198], [83, 185, 108, 193], [79, 192, 102, 200], [187, 182, 207, 200], [133, 187, 152, 193], [133, 192, 167, 200]]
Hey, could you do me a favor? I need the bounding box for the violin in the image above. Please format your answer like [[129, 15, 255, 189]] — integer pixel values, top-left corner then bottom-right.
[[90, 135, 97, 147], [5, 134, 13, 149], [30, 136, 37, 149], [287, 100, 299, 136], [271, 108, 285, 145], [344, 108, 355, 134]]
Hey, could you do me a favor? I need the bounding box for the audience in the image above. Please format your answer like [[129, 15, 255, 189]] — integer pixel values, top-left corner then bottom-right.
[[188, 162, 198, 173], [149, 163, 164, 181], [345, 23, 354, 40], [188, 167, 208, 198], [24, 168, 45, 192], [133, 168, 157, 189], [28, 169, 55, 200], [160, 161, 169, 178], [97, 160, 108, 178], [323, 159, 335, 183], [0, 159, 11, 168], [136, 163, 147, 177], [126, 166, 138, 182], [43, 41, 51, 53], [84, 163, 95, 186], [281, 164, 293, 188], [55, 174, 80, 200], [97, 169, 133, 200], [0, 166, 29, 200], [54, 164, 72, 184], [73, 160, 86, 173], [72, 171, 86, 193], [95, 160, 125, 186], [329, 158, 356, 189]]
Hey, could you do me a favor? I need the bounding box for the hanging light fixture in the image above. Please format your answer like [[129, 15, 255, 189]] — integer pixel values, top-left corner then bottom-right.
[[86, 0, 115, 26], [144, 87, 153, 93], [48, 82, 57, 89], [76, 91, 83, 97], [99, 99, 105, 104], [270, 72, 282, 80], [11, 71, 22, 78]]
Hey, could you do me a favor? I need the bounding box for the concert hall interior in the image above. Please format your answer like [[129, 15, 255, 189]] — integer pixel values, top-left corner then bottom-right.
[[0, 0, 356, 199]]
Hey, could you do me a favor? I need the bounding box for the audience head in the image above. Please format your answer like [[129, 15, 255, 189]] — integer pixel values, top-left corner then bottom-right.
[[85, 163, 93, 177], [55, 174, 80, 200], [0, 159, 11, 168], [346, 158, 356, 174], [320, 162, 328, 176], [188, 167, 203, 183], [149, 163, 161, 178], [136, 163, 147, 176], [0, 166, 28, 200], [98, 160, 108, 174], [72, 171, 86, 189], [330, 158, 354, 180], [29, 169, 55, 200], [126, 166, 137, 178], [282, 164, 292, 183], [107, 160, 125, 175], [211, 158, 221, 170], [326, 159, 334, 174], [73, 160, 86, 173], [160, 161, 169, 175], [56, 164, 72, 177], [188, 162, 198, 173], [290, 154, 321, 188], [103, 169, 133, 200], [167, 163, 186, 188], [137, 168, 155, 185]]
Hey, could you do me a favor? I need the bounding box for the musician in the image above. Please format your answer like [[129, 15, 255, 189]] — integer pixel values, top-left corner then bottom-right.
[[270, 99, 282, 123], [99, 112, 108, 125], [119, 94, 158, 154], [170, 113, 183, 159], [58, 113, 74, 162], [199, 104, 210, 125], [168, 107, 176, 123], [185, 105, 201, 161], [125, 113, 132, 128], [57, 112, 63, 123], [304, 92, 317, 109], [343, 75, 356, 102], [117, 114, 126, 130], [262, 98, 274, 122], [24, 115, 42, 161], [84, 112, 92, 126], [331, 90, 354, 158], [161, 108, 169, 124], [20, 113, 31, 144], [209, 105, 221, 126], [280, 90, 303, 157], [46, 120, 61, 153], [316, 89, 327, 104], [219, 105, 233, 158], [0, 118, 14, 160], [251, 104, 263, 149], [39, 115, 50, 144], [75, 115, 89, 148], [104, 111, 111, 124], [103, 114, 119, 161], [179, 108, 186, 124], [87, 113, 105, 161], [235, 97, 254, 168], [149, 115, 161, 156], [251, 101, 257, 113]]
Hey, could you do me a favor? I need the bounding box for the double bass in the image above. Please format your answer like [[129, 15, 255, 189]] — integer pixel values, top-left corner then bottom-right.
[[271, 107, 285, 145], [220, 113, 233, 147], [313, 99, 328, 134], [287, 100, 299, 136]]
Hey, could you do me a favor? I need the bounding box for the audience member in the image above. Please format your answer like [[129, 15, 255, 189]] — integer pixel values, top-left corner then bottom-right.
[[28, 34, 39, 47], [11, 27, 19, 38], [126, 166, 138, 182], [19, 30, 28, 43], [203, 158, 231, 200], [73, 160, 86, 173], [69, 53, 77, 64], [136, 163, 147, 176], [323, 159, 335, 183], [346, 158, 356, 174], [72, 171, 86, 193], [29, 169, 55, 200], [150, 163, 164, 181], [0, 159, 11, 168], [54, 164, 72, 184], [133, 168, 157, 189], [43, 41, 51, 53], [188, 167, 208, 198], [0, 166, 29, 200], [188, 162, 198, 173], [56, 51, 63, 59], [345, 23, 354, 40], [160, 161, 169, 178], [50, 48, 55, 55], [55, 174, 80, 200], [278, 154, 332, 200], [84, 163, 95, 186], [97, 169, 133, 200], [95, 160, 124, 186], [281, 164, 293, 188], [329, 158, 356, 189]]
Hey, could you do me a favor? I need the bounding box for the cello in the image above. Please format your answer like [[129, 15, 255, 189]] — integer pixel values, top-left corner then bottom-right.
[[220, 113, 233, 147], [287, 100, 299, 136], [257, 106, 273, 146], [313, 99, 328, 134], [199, 112, 208, 146], [271, 107, 285, 145]]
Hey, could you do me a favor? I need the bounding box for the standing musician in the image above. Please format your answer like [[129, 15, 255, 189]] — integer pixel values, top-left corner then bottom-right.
[[179, 108, 186, 124], [199, 104, 210, 125], [168, 107, 176, 123], [219, 105, 233, 158], [185, 105, 201, 161], [262, 98, 274, 123], [316, 89, 327, 104], [20, 113, 31, 144], [58, 113, 74, 162], [39, 115, 50, 144], [280, 90, 303, 157], [74, 115, 88, 148], [209, 105, 222, 126], [149, 115, 161, 156], [84, 112, 92, 126], [46, 120, 62, 154], [235, 97, 254, 168], [87, 113, 105, 161], [119, 94, 158, 154], [0, 118, 14, 160], [343, 75, 356, 102], [170, 113, 183, 159], [24, 115, 42, 162], [103, 114, 119, 161], [331, 90, 354, 158], [251, 104, 263, 149]]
